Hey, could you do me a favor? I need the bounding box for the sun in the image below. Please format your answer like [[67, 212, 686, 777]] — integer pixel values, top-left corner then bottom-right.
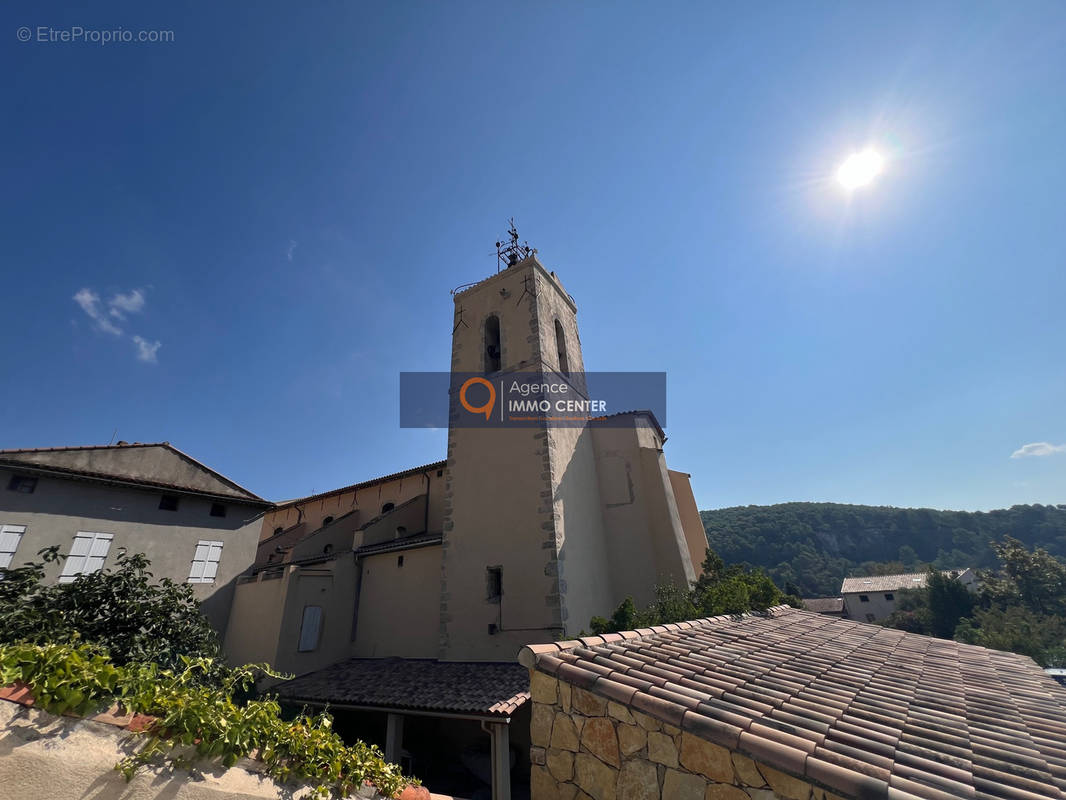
[[836, 148, 885, 190]]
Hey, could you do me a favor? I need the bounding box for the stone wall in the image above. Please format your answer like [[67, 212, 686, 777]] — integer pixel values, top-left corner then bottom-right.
[[527, 671, 844, 800]]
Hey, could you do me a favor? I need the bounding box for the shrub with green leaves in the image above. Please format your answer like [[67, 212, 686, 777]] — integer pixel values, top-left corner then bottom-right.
[[0, 642, 414, 799], [0, 547, 221, 673]]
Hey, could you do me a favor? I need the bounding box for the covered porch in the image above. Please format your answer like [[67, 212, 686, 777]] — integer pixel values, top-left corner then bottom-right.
[[274, 657, 531, 800]]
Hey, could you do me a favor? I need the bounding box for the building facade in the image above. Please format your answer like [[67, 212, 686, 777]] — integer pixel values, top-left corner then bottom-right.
[[840, 568, 976, 622], [222, 249, 708, 798], [0, 442, 270, 633]]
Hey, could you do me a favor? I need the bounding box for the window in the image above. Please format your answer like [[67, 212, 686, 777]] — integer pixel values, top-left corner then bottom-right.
[[486, 566, 502, 603], [298, 606, 323, 652], [554, 320, 570, 376], [59, 532, 113, 582], [187, 540, 223, 583], [273, 526, 284, 536], [7, 475, 37, 494], [395, 526, 407, 539], [484, 315, 501, 373], [381, 502, 394, 515], [859, 594, 869, 602], [884, 593, 894, 601], [322, 516, 334, 527], [436, 469, 443, 477], [397, 555, 404, 567], [159, 495, 180, 511], [210, 503, 227, 518], [865, 613, 876, 623], [0, 524, 27, 570]]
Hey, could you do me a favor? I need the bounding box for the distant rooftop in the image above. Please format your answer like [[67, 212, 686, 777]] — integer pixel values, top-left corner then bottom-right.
[[840, 569, 973, 595]]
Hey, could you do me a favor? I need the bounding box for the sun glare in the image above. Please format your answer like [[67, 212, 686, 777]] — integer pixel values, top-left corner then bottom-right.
[[836, 148, 885, 190]]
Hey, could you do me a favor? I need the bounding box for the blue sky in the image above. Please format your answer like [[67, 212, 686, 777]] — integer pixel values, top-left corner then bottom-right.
[[2, 2, 1064, 511]]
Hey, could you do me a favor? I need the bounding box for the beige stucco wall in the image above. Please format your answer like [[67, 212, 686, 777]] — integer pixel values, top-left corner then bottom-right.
[[353, 545, 441, 658], [223, 573, 287, 667], [590, 426, 696, 611], [668, 469, 709, 578], [0, 699, 391, 800], [0, 468, 264, 634], [527, 671, 842, 800], [262, 468, 444, 544]]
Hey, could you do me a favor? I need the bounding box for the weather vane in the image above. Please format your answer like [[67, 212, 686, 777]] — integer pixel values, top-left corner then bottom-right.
[[495, 217, 536, 272]]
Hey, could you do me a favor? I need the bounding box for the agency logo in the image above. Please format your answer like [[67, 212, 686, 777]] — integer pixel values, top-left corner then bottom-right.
[[400, 371, 666, 429], [459, 376, 496, 420]]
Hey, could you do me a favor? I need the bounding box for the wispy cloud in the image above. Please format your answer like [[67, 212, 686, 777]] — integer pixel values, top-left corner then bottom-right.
[[73, 288, 124, 335], [108, 289, 145, 318], [74, 286, 161, 363], [1011, 442, 1066, 459], [132, 336, 161, 363], [287, 239, 298, 262]]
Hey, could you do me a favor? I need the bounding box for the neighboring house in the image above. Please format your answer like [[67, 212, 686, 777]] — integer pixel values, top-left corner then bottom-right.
[[224, 247, 709, 799], [520, 605, 1066, 800], [0, 442, 271, 634], [841, 568, 977, 623], [801, 596, 845, 617]]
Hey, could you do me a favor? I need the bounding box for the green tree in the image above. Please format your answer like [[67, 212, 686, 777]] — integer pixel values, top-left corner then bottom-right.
[[954, 607, 1066, 667], [0, 547, 220, 673], [926, 569, 974, 638]]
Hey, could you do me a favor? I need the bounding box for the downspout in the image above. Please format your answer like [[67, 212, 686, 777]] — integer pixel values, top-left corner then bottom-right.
[[481, 720, 511, 800]]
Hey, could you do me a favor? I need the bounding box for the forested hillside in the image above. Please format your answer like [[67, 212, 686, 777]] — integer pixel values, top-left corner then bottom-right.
[[700, 502, 1066, 597]]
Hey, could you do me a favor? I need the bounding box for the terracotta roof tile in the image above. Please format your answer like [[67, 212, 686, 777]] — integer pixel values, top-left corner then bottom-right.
[[274, 658, 528, 718], [519, 607, 1066, 800]]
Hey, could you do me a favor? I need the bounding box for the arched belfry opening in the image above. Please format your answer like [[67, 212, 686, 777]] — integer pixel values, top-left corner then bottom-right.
[[485, 315, 501, 373], [555, 319, 570, 376]]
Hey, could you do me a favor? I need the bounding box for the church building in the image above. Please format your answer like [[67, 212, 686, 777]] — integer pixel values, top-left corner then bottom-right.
[[223, 238, 707, 798]]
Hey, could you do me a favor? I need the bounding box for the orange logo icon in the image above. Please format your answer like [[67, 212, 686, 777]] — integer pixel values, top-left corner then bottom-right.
[[459, 377, 496, 420]]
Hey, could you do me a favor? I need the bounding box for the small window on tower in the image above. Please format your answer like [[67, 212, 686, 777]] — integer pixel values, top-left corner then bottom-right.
[[555, 319, 570, 376], [381, 502, 394, 514], [484, 315, 501, 373], [486, 566, 502, 603], [322, 516, 334, 527]]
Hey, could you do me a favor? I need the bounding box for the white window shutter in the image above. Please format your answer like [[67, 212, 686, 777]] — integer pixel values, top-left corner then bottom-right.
[[60, 533, 112, 582], [187, 540, 223, 583], [298, 606, 323, 652], [0, 525, 27, 570]]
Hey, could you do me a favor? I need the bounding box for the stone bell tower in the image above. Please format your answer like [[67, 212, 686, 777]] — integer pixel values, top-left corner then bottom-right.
[[438, 225, 614, 661]]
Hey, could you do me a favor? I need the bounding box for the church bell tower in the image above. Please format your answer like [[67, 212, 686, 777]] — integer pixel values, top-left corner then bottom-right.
[[437, 224, 614, 660]]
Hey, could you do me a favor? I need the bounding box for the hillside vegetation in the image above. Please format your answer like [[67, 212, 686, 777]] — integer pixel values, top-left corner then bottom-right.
[[700, 502, 1066, 597]]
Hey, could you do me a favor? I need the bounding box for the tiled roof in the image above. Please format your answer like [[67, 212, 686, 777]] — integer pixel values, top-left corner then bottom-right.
[[0, 442, 267, 504], [841, 572, 937, 594], [273, 460, 446, 507], [519, 606, 1066, 800], [274, 658, 529, 718], [354, 531, 443, 557], [802, 597, 845, 614]]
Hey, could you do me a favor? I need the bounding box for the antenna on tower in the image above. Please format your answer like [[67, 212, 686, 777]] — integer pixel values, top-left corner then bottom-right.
[[495, 217, 536, 272]]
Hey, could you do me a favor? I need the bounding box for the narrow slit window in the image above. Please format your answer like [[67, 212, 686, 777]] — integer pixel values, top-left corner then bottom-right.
[[484, 315, 501, 373], [555, 319, 570, 376], [486, 566, 502, 603]]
